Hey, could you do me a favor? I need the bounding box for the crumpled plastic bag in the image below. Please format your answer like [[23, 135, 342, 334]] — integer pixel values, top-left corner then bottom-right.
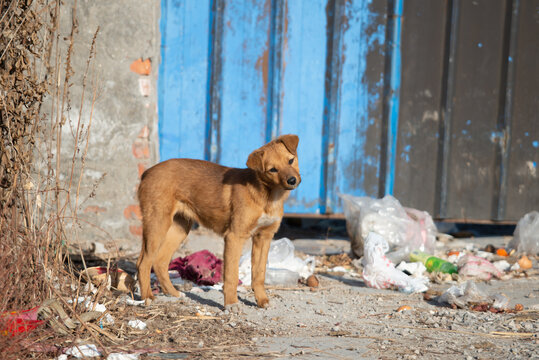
[[396, 261, 428, 279], [64, 344, 101, 358], [508, 211, 539, 255], [457, 255, 503, 281], [239, 238, 315, 286], [107, 354, 140, 360], [361, 232, 428, 294], [438, 281, 509, 310], [340, 194, 437, 263], [168, 250, 222, 286]]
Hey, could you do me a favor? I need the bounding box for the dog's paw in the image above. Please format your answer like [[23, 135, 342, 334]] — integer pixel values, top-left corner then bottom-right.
[[224, 303, 243, 315], [256, 297, 270, 309], [164, 289, 183, 298], [144, 297, 153, 306]]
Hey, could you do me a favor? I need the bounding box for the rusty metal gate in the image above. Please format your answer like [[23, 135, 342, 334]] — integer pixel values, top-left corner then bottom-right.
[[158, 0, 539, 222]]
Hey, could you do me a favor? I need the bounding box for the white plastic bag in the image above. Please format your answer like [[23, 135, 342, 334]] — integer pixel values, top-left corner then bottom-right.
[[340, 194, 437, 263], [238, 238, 315, 286], [508, 211, 539, 255], [361, 232, 428, 294], [65, 344, 101, 358], [438, 281, 510, 310]]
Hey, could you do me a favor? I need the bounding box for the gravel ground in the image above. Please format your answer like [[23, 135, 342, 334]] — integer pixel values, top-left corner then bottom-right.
[[151, 272, 538, 359], [86, 227, 538, 359], [132, 229, 539, 360]]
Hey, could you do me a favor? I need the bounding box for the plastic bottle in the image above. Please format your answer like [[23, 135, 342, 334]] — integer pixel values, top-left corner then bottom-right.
[[265, 268, 300, 285], [409, 250, 458, 274]]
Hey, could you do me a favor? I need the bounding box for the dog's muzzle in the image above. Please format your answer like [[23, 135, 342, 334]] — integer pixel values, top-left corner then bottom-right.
[[287, 177, 297, 186]]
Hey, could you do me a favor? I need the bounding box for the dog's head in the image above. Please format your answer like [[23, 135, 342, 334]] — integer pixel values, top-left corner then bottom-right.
[[246, 134, 301, 191]]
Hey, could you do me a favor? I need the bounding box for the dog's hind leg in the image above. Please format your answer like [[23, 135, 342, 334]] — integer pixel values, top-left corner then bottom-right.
[[137, 216, 171, 301], [153, 214, 192, 297]]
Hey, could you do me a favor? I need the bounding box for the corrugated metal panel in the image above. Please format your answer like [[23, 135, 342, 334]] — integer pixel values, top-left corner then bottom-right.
[[159, 0, 538, 222]]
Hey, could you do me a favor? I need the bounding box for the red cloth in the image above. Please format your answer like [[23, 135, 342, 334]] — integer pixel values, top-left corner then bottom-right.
[[168, 250, 223, 286]]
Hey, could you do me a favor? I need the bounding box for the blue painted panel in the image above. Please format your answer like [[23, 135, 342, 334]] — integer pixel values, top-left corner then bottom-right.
[[334, 1, 387, 203], [158, 0, 536, 220], [218, 0, 271, 168], [384, 0, 403, 196], [280, 0, 328, 214], [158, 0, 395, 215], [159, 0, 211, 161]]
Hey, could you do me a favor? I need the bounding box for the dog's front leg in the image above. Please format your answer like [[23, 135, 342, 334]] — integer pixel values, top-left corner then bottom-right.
[[251, 225, 279, 308], [223, 232, 249, 310]]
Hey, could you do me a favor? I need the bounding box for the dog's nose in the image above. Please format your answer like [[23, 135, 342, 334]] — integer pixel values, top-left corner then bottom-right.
[[287, 177, 297, 186]]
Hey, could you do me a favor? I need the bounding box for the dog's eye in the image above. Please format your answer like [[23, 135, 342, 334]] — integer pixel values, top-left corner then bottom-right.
[[269, 167, 278, 173], [289, 158, 294, 164]]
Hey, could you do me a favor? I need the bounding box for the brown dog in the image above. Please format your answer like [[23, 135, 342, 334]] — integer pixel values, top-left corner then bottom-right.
[[136, 135, 301, 310]]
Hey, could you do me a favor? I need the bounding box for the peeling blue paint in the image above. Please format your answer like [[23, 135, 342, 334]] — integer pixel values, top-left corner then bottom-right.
[[159, 1, 394, 215], [384, 0, 403, 196], [219, 0, 269, 168], [533, 140, 539, 148], [335, 0, 388, 203], [280, 0, 327, 213], [401, 144, 410, 163], [466, 119, 471, 125], [159, 0, 211, 161]]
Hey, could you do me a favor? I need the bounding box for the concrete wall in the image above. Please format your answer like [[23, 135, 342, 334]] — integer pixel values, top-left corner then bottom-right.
[[58, 0, 160, 249]]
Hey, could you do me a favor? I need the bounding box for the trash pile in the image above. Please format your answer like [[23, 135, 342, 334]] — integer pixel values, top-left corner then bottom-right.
[[339, 194, 539, 298]]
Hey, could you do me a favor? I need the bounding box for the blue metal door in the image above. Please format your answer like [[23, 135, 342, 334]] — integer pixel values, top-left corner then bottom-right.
[[158, 0, 538, 221], [158, 0, 393, 215]]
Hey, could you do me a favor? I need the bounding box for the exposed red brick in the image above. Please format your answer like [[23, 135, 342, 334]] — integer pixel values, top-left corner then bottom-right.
[[132, 140, 150, 159], [123, 204, 142, 220], [129, 224, 143, 236], [137, 163, 146, 178], [84, 205, 106, 214], [138, 125, 150, 139], [130, 58, 151, 76]]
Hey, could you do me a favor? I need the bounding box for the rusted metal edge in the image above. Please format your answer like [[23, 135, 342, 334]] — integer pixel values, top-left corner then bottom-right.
[[283, 213, 516, 225], [205, 0, 225, 163], [436, 0, 460, 218], [265, 0, 285, 142], [380, 0, 403, 197], [284, 212, 346, 220], [494, 0, 519, 220], [320, 0, 346, 214]]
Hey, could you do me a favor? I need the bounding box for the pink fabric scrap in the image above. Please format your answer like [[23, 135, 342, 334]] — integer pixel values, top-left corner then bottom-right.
[[168, 250, 223, 286]]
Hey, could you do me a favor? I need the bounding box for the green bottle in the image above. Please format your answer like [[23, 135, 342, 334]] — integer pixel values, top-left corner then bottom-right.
[[409, 250, 458, 274]]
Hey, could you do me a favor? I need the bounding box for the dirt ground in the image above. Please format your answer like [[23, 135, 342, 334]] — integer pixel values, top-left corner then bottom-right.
[[74, 225, 538, 360]]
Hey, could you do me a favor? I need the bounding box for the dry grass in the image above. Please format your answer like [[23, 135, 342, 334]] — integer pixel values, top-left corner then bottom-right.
[[0, 0, 102, 357]]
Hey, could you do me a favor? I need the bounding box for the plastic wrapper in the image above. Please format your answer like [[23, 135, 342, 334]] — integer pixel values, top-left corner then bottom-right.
[[64, 344, 101, 358], [457, 255, 503, 281], [438, 281, 490, 309], [438, 281, 510, 310], [340, 194, 437, 263], [508, 211, 539, 255], [238, 238, 314, 286], [361, 232, 428, 294]]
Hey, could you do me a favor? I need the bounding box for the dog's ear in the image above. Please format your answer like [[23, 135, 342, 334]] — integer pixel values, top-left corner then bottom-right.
[[246, 150, 265, 172], [276, 134, 299, 155]]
